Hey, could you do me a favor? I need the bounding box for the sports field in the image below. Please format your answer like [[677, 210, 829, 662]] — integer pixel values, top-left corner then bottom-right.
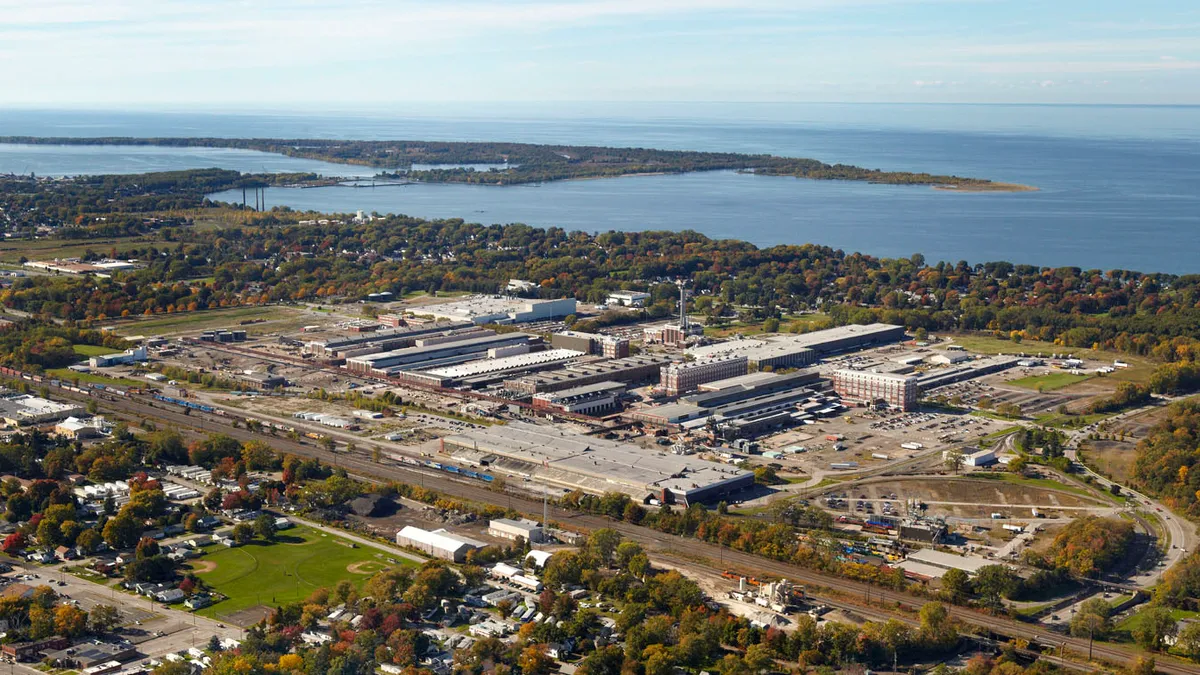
[[192, 526, 411, 622]]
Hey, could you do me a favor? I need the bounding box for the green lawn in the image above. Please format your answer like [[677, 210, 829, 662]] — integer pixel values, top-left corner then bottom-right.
[[101, 306, 302, 336], [46, 368, 143, 389], [1008, 372, 1094, 392], [72, 344, 120, 357], [1116, 607, 1199, 633], [943, 333, 1155, 384], [193, 526, 414, 621]]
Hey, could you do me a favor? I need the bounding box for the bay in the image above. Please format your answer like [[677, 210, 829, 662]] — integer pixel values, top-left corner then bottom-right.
[[1, 105, 1198, 273]]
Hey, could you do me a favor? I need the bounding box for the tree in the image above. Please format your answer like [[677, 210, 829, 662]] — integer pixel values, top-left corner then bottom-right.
[[232, 522, 255, 544], [940, 568, 970, 603], [1132, 606, 1178, 651], [76, 528, 103, 553], [1175, 620, 1200, 660], [1069, 598, 1112, 641], [588, 529, 622, 566], [89, 604, 120, 633], [136, 536, 161, 560], [154, 662, 194, 675], [943, 448, 965, 475], [918, 601, 956, 647], [102, 513, 141, 549], [973, 565, 1018, 610], [517, 645, 553, 675], [254, 513, 277, 541], [54, 604, 88, 637]]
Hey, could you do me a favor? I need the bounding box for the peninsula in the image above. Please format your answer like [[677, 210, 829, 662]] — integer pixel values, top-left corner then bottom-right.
[[0, 136, 1036, 191]]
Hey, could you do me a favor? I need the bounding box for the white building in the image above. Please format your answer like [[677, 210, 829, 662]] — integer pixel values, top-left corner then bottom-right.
[[943, 447, 997, 467], [415, 296, 577, 325], [607, 290, 651, 308], [395, 526, 483, 562], [488, 518, 544, 544], [89, 346, 148, 368]]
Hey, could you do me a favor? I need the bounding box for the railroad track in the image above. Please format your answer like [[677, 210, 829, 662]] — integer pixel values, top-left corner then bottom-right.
[[70, 388, 1200, 674]]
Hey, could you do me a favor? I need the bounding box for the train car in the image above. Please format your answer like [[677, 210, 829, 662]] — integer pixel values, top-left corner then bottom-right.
[[444, 465, 460, 474], [479, 474, 495, 483]]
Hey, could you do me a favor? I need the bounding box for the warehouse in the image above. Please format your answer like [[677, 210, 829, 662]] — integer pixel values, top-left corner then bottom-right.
[[441, 422, 753, 505], [238, 372, 287, 390], [415, 296, 577, 325], [550, 330, 602, 354], [395, 526, 484, 562], [488, 518, 544, 543], [344, 333, 540, 376], [943, 447, 997, 467], [304, 321, 475, 358], [504, 354, 674, 394], [607, 290, 651, 307], [916, 355, 1022, 389], [0, 395, 85, 426], [898, 548, 994, 580], [697, 371, 781, 392], [417, 349, 583, 388], [660, 355, 749, 396], [531, 381, 624, 416], [687, 323, 906, 368]]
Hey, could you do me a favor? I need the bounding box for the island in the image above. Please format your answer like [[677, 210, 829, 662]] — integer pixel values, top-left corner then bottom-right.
[[0, 136, 1036, 192]]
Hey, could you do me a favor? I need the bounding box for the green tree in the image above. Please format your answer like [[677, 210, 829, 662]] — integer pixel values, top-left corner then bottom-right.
[[588, 529, 622, 566], [940, 568, 970, 603], [102, 513, 141, 549], [1132, 607, 1177, 651], [254, 513, 277, 541], [943, 448, 965, 475], [89, 604, 120, 633], [972, 565, 1018, 610], [232, 522, 255, 544], [1069, 598, 1112, 641]]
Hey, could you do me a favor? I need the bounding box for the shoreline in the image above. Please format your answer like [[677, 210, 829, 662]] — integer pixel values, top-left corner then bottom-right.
[[933, 182, 1039, 193]]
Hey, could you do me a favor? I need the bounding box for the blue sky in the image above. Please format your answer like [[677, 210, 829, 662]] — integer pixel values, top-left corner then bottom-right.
[[3, 0, 1199, 106]]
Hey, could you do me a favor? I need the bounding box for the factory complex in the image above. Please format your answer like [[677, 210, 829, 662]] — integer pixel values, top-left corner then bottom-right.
[[439, 422, 754, 506]]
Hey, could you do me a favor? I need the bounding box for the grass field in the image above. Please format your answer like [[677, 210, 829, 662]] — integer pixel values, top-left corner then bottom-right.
[[1008, 372, 1094, 392], [101, 306, 305, 336], [193, 526, 414, 621], [45, 368, 143, 388], [943, 334, 1155, 384], [72, 344, 120, 357]]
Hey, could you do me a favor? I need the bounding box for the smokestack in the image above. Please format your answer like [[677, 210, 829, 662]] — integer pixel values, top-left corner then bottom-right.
[[679, 284, 687, 329]]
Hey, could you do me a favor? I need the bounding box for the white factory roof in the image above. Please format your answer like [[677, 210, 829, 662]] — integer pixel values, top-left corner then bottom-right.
[[418, 295, 574, 321], [425, 349, 582, 378], [687, 323, 903, 361], [444, 421, 750, 497], [525, 550, 553, 568], [397, 526, 480, 552], [905, 548, 993, 574]]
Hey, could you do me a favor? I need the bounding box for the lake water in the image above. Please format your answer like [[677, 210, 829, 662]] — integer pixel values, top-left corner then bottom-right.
[[0, 105, 1197, 273]]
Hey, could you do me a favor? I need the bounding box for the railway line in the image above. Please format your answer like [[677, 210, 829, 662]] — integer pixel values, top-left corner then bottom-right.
[[62, 387, 1200, 674]]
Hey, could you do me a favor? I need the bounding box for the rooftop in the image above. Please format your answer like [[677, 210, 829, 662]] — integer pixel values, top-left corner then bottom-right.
[[425, 349, 581, 379]]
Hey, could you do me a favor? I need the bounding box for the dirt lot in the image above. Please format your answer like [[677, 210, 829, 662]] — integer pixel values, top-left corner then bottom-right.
[[1084, 440, 1140, 484], [814, 475, 1111, 521]]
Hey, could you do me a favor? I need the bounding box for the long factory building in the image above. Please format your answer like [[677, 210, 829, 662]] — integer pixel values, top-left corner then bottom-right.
[[396, 348, 586, 388], [628, 370, 842, 437], [440, 422, 753, 506], [686, 323, 907, 369], [504, 354, 675, 394], [344, 332, 541, 376], [305, 321, 477, 359]]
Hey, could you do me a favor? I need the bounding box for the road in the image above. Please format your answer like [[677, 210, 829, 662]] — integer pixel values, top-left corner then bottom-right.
[[62, 388, 1200, 674], [3, 560, 241, 672]]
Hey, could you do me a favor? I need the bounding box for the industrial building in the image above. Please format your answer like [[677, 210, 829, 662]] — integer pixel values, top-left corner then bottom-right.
[[488, 518, 544, 543], [0, 394, 85, 426], [687, 323, 907, 368], [304, 321, 476, 359], [440, 422, 753, 505], [238, 372, 287, 390], [402, 348, 583, 388], [898, 548, 995, 581], [414, 296, 577, 325], [88, 346, 148, 368], [697, 371, 781, 392], [504, 354, 674, 394], [344, 333, 540, 376], [832, 369, 920, 411], [395, 526, 485, 562], [916, 355, 1022, 390], [607, 290, 651, 307], [660, 355, 749, 396], [531, 381, 624, 416], [550, 331, 631, 359], [944, 447, 997, 467], [898, 519, 948, 544], [629, 370, 835, 438]]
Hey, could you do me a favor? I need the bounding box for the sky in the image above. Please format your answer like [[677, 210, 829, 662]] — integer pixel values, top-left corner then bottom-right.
[[2, 0, 1199, 107]]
